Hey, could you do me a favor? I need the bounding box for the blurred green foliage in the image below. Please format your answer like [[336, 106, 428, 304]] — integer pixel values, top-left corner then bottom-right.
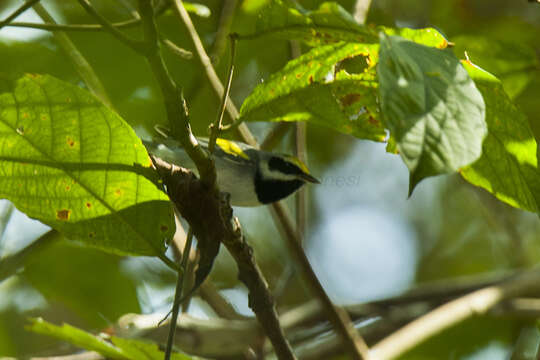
[[0, 0, 538, 359]]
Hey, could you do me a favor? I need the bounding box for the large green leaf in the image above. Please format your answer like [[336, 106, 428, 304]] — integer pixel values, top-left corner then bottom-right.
[[26, 318, 192, 360], [248, 1, 449, 48], [252, 0, 378, 45], [378, 34, 487, 193], [461, 63, 540, 212], [239, 42, 386, 141], [0, 74, 174, 256]]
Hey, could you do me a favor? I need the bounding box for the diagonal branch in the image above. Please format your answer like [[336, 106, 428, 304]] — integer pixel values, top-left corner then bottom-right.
[[0, 0, 41, 29], [370, 268, 540, 359], [170, 0, 258, 147], [172, 1, 370, 358], [4, 1, 170, 33], [75, 0, 144, 52], [151, 158, 296, 360]]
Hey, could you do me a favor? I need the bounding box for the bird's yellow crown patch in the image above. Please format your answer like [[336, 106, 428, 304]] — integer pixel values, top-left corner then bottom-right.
[[285, 155, 311, 175]]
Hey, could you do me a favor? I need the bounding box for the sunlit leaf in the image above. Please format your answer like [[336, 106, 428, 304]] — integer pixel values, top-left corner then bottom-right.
[[378, 34, 486, 194], [26, 318, 192, 360], [461, 63, 540, 212], [183, 2, 211, 18], [240, 42, 386, 141], [381, 26, 449, 48], [0, 74, 174, 256], [252, 0, 378, 45], [248, 0, 449, 48], [452, 35, 538, 98], [27, 318, 125, 359]]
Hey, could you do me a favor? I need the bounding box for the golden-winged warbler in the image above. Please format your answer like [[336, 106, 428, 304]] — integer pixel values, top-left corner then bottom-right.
[[143, 136, 319, 206]]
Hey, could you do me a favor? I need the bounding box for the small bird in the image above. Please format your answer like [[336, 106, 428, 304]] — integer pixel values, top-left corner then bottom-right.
[[143, 136, 319, 206]]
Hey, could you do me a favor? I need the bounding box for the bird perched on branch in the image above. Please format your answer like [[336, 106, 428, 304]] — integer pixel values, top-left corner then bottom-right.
[[143, 133, 319, 206]]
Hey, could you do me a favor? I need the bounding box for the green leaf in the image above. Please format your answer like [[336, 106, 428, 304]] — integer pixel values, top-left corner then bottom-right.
[[0, 74, 174, 256], [27, 318, 125, 359], [377, 34, 486, 194], [460, 63, 540, 212], [183, 2, 211, 18], [251, 0, 378, 45], [240, 42, 386, 141], [452, 35, 538, 98], [248, 1, 449, 48], [26, 318, 193, 360], [381, 26, 449, 49], [112, 337, 192, 360]]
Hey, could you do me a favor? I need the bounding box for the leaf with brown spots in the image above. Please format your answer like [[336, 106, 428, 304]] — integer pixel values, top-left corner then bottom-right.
[[240, 43, 386, 141], [0, 74, 174, 256], [56, 209, 71, 221]]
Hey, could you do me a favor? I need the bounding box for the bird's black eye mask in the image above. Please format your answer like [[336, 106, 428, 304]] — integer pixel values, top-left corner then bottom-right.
[[268, 156, 303, 176]]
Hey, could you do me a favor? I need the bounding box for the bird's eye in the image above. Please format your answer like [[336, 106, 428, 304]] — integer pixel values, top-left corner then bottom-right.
[[269, 156, 301, 175]]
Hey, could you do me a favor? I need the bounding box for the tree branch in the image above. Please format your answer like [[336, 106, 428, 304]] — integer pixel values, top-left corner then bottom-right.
[[270, 203, 370, 359], [370, 268, 540, 359], [208, 35, 236, 154], [172, 2, 369, 357], [4, 0, 171, 33], [137, 0, 214, 185], [164, 228, 194, 360], [161, 38, 193, 59], [151, 158, 296, 360], [0, 0, 41, 29], [75, 0, 143, 52], [171, 0, 258, 147]]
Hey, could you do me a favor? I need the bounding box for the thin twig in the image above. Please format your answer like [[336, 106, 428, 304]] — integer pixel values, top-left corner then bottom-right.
[[208, 35, 237, 154], [174, 1, 369, 357], [76, 0, 143, 52], [5, 20, 137, 32], [171, 4, 299, 359], [138, 0, 214, 184], [270, 203, 370, 359], [0, 0, 41, 29], [6, 1, 171, 33], [370, 268, 540, 360], [171, 0, 258, 147], [152, 158, 297, 360], [161, 38, 193, 59], [164, 227, 194, 360]]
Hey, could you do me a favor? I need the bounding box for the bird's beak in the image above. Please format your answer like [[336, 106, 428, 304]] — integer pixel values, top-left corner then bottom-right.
[[300, 173, 320, 184]]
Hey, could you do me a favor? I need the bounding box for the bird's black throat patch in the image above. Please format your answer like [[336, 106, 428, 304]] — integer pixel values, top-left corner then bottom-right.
[[255, 171, 304, 204]]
